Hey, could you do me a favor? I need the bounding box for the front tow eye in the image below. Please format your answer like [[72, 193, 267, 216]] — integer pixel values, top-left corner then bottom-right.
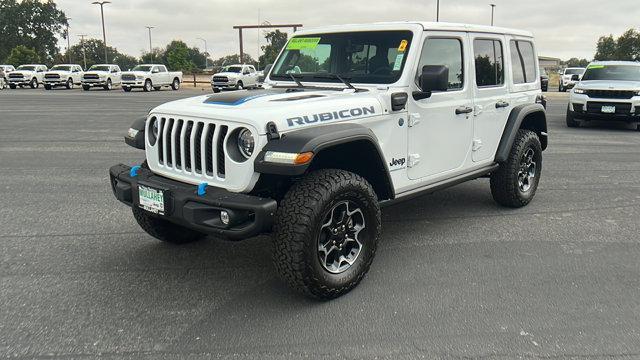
[[197, 183, 208, 197]]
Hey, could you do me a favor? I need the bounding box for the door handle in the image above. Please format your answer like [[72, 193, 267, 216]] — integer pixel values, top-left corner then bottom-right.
[[455, 106, 473, 115], [495, 100, 510, 108]]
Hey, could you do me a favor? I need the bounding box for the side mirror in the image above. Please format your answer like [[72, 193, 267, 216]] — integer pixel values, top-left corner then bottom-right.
[[413, 65, 449, 100], [571, 74, 580, 81]]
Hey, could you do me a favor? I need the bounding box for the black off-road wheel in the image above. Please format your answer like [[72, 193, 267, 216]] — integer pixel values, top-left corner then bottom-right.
[[132, 207, 206, 244], [566, 105, 580, 128], [273, 169, 381, 300], [490, 129, 542, 208]]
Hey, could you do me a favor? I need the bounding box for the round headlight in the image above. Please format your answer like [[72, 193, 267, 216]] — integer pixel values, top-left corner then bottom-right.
[[237, 128, 255, 158]]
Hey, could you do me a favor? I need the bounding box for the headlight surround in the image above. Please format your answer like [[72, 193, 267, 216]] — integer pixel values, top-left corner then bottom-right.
[[574, 88, 587, 94], [237, 128, 255, 158]]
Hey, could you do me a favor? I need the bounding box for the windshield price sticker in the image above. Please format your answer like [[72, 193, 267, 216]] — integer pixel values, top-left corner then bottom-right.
[[393, 53, 405, 71], [287, 37, 322, 50], [398, 40, 408, 52], [588, 65, 605, 69]]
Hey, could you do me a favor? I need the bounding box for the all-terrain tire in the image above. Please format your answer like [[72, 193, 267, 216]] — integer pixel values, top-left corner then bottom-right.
[[490, 129, 543, 208], [273, 169, 381, 300], [132, 207, 206, 244], [566, 105, 580, 128]]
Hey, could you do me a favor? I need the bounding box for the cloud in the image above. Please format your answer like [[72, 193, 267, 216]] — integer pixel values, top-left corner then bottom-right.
[[56, 0, 639, 61]]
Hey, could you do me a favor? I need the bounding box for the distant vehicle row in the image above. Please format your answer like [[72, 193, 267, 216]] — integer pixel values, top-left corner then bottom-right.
[[0, 63, 182, 92]]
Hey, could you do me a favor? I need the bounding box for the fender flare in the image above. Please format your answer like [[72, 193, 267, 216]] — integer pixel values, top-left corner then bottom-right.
[[495, 103, 547, 163], [124, 117, 146, 150], [254, 123, 395, 198]]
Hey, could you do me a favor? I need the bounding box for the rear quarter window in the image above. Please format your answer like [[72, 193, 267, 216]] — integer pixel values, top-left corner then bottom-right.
[[510, 40, 536, 84]]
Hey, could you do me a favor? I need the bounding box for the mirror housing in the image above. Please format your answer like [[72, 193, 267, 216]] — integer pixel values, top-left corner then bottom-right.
[[413, 65, 449, 100]]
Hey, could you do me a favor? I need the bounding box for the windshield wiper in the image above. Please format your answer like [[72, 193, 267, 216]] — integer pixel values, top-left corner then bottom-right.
[[312, 73, 356, 90]]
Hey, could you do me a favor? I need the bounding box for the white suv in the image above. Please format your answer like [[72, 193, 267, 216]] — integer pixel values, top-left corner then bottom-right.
[[44, 64, 84, 90], [110, 22, 547, 299], [567, 61, 640, 130], [558, 67, 585, 92], [211, 64, 259, 90]]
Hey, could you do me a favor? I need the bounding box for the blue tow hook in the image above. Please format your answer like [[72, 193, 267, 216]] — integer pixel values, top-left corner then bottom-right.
[[198, 183, 208, 197], [130, 165, 141, 177]]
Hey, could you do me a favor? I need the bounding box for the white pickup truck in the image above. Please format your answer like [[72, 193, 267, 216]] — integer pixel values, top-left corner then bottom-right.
[[7, 64, 48, 89], [211, 64, 260, 90], [121, 64, 182, 92], [44, 64, 84, 90], [82, 64, 122, 91]]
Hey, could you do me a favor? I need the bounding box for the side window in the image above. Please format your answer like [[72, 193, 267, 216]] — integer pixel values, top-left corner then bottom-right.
[[115, 66, 121, 72], [473, 39, 504, 87], [415, 38, 464, 90], [159, 65, 167, 72], [510, 40, 536, 84]]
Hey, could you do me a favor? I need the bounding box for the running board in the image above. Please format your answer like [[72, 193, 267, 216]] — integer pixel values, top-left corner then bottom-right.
[[380, 164, 499, 208]]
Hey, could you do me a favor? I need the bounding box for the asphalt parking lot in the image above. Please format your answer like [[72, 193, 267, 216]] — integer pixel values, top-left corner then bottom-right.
[[1, 87, 640, 359]]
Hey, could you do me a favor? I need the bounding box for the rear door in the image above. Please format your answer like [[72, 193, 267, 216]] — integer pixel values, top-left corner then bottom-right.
[[469, 34, 511, 163], [407, 32, 474, 180]]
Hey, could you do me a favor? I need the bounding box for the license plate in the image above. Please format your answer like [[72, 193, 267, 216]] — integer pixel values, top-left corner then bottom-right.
[[138, 185, 165, 215], [601, 105, 616, 114]]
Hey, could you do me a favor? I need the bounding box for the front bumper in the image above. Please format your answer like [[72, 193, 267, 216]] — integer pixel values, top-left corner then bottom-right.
[[44, 79, 67, 85], [212, 82, 236, 89], [82, 79, 107, 86], [122, 81, 144, 87], [570, 95, 640, 122], [109, 164, 277, 240], [8, 78, 30, 85]]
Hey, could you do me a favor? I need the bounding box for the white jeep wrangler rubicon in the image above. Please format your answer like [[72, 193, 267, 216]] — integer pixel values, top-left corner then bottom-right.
[[110, 22, 548, 299]]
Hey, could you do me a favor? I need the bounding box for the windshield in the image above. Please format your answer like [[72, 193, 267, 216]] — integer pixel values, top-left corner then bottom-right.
[[565, 68, 585, 75], [582, 64, 640, 81], [271, 31, 414, 85], [90, 65, 111, 71], [223, 66, 243, 73], [132, 65, 152, 72], [17, 65, 36, 71], [51, 65, 72, 71]]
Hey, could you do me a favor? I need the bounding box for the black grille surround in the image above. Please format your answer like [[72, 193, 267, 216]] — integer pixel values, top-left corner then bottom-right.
[[83, 74, 99, 80], [9, 73, 24, 78], [45, 73, 61, 79], [212, 76, 229, 83], [122, 74, 136, 81], [586, 89, 636, 100]]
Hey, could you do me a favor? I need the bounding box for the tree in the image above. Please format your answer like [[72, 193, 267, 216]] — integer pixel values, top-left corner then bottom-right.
[[563, 58, 590, 68], [212, 54, 257, 68], [112, 53, 139, 71], [615, 29, 640, 61], [165, 40, 197, 72], [594, 35, 617, 61], [259, 30, 288, 69], [0, 0, 68, 63], [5, 45, 41, 65], [140, 48, 165, 64], [65, 39, 137, 70]]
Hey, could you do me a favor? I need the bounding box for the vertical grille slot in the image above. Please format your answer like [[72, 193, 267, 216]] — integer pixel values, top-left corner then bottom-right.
[[217, 126, 228, 177], [157, 118, 165, 164], [164, 118, 174, 166], [205, 124, 216, 175], [193, 122, 204, 173], [184, 121, 193, 171], [174, 120, 184, 169]]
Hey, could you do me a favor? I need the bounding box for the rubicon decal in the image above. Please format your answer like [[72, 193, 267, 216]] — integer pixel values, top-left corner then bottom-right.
[[287, 106, 376, 127]]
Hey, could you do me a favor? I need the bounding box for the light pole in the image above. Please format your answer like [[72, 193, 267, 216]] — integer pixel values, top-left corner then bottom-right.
[[92, 1, 111, 63], [145, 26, 155, 60], [65, 17, 72, 63], [78, 34, 88, 69], [436, 0, 440, 22], [490, 4, 496, 26], [197, 37, 208, 70]]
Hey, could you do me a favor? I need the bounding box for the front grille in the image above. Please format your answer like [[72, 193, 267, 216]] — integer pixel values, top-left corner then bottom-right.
[[122, 74, 136, 81], [9, 73, 23, 78], [45, 74, 60, 79], [154, 117, 228, 178], [212, 76, 228, 83], [586, 102, 632, 115], [586, 89, 636, 99], [83, 74, 99, 80]]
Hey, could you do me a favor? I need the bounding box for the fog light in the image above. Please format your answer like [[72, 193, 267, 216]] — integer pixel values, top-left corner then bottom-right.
[[220, 210, 230, 225]]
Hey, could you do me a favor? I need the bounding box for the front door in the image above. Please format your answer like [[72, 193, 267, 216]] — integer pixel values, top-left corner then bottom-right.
[[407, 32, 474, 180]]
